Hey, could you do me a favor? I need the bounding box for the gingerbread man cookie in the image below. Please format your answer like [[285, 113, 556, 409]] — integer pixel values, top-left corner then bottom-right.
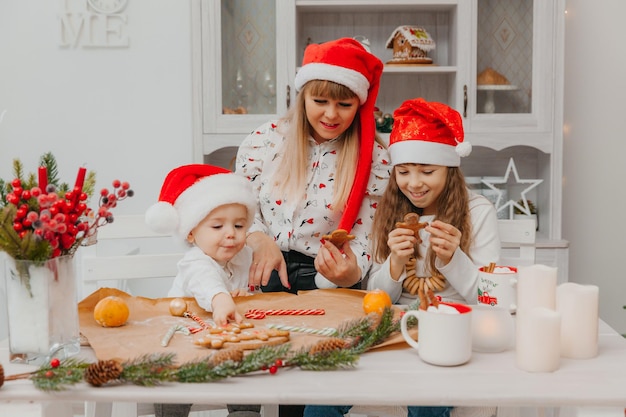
[[395, 213, 428, 242], [194, 324, 290, 350], [322, 229, 355, 248]]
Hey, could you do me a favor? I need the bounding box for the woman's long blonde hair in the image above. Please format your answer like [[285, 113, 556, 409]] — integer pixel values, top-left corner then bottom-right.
[[372, 165, 473, 275], [272, 80, 361, 211]]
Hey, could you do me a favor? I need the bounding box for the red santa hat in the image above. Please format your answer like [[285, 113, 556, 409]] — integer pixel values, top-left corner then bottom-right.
[[389, 98, 471, 167], [145, 164, 256, 242], [295, 37, 383, 232]]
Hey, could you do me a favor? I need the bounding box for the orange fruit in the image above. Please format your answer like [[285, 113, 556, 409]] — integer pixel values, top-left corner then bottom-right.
[[362, 289, 392, 315], [93, 296, 130, 327]]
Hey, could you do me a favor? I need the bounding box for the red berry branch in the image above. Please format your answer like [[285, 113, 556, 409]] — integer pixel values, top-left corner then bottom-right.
[[0, 158, 134, 262]]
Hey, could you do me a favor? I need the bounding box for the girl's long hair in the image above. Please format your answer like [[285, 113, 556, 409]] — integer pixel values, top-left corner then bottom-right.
[[372, 165, 473, 276], [272, 80, 360, 211]]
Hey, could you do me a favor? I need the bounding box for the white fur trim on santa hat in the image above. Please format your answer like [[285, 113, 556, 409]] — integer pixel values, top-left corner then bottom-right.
[[294, 63, 369, 104], [389, 140, 462, 167], [146, 173, 256, 242]]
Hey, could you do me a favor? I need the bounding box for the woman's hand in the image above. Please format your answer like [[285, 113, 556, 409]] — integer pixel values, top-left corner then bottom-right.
[[211, 292, 242, 327], [426, 220, 461, 265], [314, 240, 361, 287], [246, 231, 290, 289], [387, 227, 418, 280]]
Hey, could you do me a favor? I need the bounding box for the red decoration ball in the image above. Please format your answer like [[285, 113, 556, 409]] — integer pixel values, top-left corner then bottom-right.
[[269, 365, 278, 374], [50, 358, 60, 368]]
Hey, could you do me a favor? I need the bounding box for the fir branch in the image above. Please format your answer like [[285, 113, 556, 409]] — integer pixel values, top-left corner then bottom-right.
[[237, 344, 290, 374], [290, 348, 359, 371], [12, 158, 24, 181], [30, 358, 91, 392], [40, 152, 59, 187], [120, 353, 177, 386], [174, 357, 234, 383], [83, 170, 97, 199]]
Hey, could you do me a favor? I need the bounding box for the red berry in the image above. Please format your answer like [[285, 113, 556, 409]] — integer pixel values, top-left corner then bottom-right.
[[45, 370, 54, 378], [11, 178, 21, 188], [6, 194, 19, 205], [21, 190, 32, 200], [80, 192, 88, 201], [112, 179, 121, 188], [31, 187, 42, 197], [121, 182, 130, 190], [100, 188, 109, 196], [275, 359, 283, 367], [13, 222, 23, 232], [269, 365, 278, 374], [50, 358, 60, 368]]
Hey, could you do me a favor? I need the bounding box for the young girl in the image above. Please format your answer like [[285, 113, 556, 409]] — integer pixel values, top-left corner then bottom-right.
[[367, 97, 500, 306], [236, 37, 390, 295], [304, 98, 500, 417]]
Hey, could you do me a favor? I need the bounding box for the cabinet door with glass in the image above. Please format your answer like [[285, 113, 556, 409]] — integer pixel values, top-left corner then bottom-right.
[[464, 0, 563, 152], [199, 0, 294, 151]]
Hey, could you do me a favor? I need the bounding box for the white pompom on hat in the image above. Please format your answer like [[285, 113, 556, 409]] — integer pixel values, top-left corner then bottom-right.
[[389, 98, 471, 167], [145, 164, 256, 242]]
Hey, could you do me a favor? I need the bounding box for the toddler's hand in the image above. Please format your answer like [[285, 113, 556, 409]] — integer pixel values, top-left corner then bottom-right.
[[211, 292, 243, 326]]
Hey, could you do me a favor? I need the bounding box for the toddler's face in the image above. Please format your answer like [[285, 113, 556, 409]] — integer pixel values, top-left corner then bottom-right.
[[187, 203, 248, 263]]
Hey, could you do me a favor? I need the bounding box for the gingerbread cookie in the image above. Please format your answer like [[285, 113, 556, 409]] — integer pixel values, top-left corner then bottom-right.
[[395, 213, 428, 242], [322, 229, 355, 248], [194, 325, 290, 350]]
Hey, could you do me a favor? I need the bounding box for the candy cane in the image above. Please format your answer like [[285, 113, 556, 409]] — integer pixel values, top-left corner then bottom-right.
[[183, 311, 214, 329], [244, 308, 325, 319], [266, 323, 337, 337], [161, 324, 191, 347]]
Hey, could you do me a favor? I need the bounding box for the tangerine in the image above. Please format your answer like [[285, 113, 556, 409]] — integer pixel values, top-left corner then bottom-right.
[[93, 296, 130, 327], [362, 289, 392, 315]]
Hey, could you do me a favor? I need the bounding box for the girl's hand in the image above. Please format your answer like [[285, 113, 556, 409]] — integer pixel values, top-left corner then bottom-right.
[[426, 220, 461, 265], [315, 240, 361, 287], [246, 231, 290, 290], [211, 292, 243, 327], [387, 227, 418, 280]]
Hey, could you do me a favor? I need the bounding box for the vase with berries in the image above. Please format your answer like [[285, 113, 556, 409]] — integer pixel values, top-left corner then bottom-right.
[[0, 152, 133, 364]]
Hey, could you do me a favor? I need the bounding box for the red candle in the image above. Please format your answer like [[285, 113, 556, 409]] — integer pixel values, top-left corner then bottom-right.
[[38, 166, 48, 190], [74, 167, 86, 192]]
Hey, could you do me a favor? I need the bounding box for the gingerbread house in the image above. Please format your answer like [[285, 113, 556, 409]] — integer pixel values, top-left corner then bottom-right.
[[385, 26, 435, 64]]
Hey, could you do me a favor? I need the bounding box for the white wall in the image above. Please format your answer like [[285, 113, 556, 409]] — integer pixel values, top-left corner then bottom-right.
[[0, 0, 193, 215], [1, 1, 625, 335], [563, 0, 626, 335]]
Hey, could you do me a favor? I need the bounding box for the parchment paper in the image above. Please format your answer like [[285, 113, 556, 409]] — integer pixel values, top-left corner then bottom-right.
[[78, 288, 413, 365]]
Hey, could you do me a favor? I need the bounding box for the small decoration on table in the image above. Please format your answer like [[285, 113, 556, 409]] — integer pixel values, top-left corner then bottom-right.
[[0, 152, 134, 364], [93, 296, 130, 328], [168, 297, 188, 317], [161, 325, 191, 347], [244, 308, 326, 319], [385, 26, 435, 65], [362, 289, 392, 315]]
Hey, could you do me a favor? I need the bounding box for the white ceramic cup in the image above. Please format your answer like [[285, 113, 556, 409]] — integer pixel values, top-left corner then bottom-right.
[[400, 302, 473, 366], [477, 266, 518, 313]]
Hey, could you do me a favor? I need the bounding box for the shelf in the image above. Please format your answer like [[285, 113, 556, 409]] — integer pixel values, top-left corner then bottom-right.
[[383, 65, 457, 74]]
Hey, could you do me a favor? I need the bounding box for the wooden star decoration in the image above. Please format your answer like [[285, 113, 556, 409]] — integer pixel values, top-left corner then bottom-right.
[[480, 158, 543, 219]]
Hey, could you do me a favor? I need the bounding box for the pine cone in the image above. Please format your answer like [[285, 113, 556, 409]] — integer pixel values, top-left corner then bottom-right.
[[84, 359, 123, 387], [309, 338, 348, 355], [210, 349, 244, 366], [0, 363, 4, 388]]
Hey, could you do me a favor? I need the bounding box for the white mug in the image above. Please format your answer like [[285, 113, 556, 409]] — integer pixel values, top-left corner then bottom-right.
[[400, 302, 473, 366], [477, 266, 518, 313]]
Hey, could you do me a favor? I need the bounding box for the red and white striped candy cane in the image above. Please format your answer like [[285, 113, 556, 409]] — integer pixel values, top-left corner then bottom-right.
[[244, 308, 325, 319]]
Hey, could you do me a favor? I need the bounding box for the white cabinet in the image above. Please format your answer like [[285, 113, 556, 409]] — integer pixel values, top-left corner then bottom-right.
[[192, 0, 567, 261]]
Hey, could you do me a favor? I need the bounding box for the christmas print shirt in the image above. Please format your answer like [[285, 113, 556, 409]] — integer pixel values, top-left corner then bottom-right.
[[235, 120, 391, 285]]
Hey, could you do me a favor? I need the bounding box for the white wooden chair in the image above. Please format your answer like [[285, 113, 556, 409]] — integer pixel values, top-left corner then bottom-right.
[[497, 219, 537, 267]]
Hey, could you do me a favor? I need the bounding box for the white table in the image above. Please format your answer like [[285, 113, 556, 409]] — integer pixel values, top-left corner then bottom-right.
[[1, 322, 625, 416]]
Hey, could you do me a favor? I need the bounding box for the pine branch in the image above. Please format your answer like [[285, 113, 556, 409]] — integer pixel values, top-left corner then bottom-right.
[[12, 158, 24, 181], [290, 348, 359, 370], [120, 353, 177, 386], [30, 358, 91, 392], [40, 152, 59, 187]]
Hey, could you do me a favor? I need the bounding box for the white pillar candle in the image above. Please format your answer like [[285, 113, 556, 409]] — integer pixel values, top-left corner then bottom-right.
[[557, 283, 599, 359], [517, 264, 558, 310], [516, 307, 561, 372]]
